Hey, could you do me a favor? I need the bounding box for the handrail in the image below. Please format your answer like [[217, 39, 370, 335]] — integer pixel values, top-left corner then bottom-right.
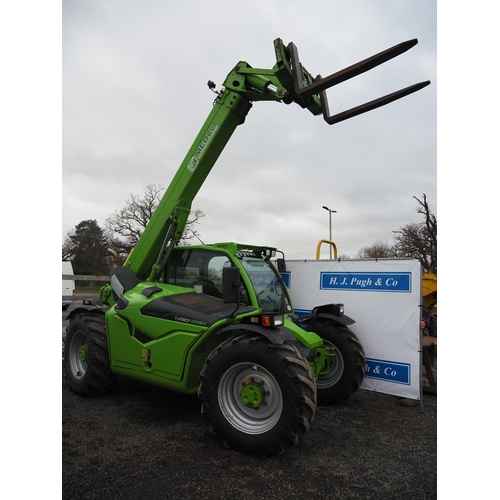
[[315, 240, 338, 260]]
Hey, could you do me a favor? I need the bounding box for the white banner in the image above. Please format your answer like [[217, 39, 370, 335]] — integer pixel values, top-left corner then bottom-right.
[[283, 259, 422, 400]]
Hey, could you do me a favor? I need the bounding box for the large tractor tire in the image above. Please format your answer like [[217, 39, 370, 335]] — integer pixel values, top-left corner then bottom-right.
[[198, 334, 317, 456], [314, 322, 366, 405], [64, 311, 116, 396]]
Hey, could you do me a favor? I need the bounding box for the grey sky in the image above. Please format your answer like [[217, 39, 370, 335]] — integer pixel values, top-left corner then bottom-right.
[[62, 0, 436, 259]]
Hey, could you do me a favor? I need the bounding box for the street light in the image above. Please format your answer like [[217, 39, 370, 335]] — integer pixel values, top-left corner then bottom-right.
[[322, 206, 337, 259]]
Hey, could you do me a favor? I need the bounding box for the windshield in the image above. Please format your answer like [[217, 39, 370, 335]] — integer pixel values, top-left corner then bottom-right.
[[236, 251, 291, 314]]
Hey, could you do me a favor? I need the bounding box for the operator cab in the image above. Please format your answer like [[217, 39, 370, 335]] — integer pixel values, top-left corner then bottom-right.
[[164, 248, 246, 301]]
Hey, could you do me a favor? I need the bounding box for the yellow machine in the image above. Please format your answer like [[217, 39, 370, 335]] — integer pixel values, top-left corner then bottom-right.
[[422, 273, 437, 316]]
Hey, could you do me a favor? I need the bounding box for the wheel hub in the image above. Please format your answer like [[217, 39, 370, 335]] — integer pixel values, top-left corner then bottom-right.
[[315, 343, 344, 388], [78, 344, 88, 363], [240, 378, 267, 409], [218, 361, 283, 435]]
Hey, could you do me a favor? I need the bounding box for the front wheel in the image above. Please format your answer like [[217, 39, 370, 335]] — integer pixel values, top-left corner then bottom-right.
[[198, 334, 317, 456], [64, 311, 116, 396], [313, 322, 366, 405]]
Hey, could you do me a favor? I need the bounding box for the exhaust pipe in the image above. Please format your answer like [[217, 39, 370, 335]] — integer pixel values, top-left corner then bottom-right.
[[108, 249, 119, 269]]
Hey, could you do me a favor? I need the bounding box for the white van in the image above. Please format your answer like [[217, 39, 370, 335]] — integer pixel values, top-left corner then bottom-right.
[[62, 261, 75, 311]]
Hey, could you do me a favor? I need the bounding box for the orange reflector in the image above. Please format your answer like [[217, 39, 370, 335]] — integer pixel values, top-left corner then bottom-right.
[[262, 316, 272, 327]]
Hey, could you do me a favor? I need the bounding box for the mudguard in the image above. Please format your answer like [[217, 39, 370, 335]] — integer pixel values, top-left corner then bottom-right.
[[295, 310, 355, 329], [65, 302, 109, 322], [215, 323, 317, 362], [217, 323, 295, 345]]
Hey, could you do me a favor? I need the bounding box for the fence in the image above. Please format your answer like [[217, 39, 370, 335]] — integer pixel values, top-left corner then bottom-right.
[[63, 274, 109, 288]]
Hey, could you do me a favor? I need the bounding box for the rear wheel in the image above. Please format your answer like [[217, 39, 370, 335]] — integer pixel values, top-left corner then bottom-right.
[[64, 311, 116, 396], [314, 322, 366, 404], [198, 334, 317, 456]]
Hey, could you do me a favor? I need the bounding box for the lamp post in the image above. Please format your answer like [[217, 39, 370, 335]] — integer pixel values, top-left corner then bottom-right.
[[322, 206, 337, 259]]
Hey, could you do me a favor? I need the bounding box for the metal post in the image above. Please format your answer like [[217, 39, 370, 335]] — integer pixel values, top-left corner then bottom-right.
[[322, 206, 337, 259]]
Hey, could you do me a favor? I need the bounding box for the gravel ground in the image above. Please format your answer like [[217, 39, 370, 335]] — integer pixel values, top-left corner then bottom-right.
[[62, 364, 437, 500]]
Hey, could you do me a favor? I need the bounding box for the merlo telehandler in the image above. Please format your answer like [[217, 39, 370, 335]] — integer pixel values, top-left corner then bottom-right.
[[65, 38, 430, 455]]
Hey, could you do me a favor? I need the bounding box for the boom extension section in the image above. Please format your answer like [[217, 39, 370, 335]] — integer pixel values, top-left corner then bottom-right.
[[124, 37, 429, 281]]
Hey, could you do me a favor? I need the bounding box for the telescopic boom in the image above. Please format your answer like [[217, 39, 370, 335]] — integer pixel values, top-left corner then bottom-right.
[[124, 38, 430, 281]]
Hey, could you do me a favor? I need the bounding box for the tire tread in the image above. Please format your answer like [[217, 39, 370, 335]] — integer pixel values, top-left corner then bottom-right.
[[198, 333, 317, 455]]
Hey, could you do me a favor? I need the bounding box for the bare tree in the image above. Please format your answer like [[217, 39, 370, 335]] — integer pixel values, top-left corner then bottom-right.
[[393, 194, 437, 273], [105, 184, 205, 259], [180, 208, 205, 244], [356, 240, 397, 259]]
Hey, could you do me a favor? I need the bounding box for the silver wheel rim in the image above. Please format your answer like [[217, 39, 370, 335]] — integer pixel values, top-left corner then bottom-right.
[[218, 362, 283, 434], [316, 341, 344, 389], [68, 330, 87, 379]]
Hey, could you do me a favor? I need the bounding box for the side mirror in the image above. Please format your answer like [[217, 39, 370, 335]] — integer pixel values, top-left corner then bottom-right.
[[109, 266, 140, 309], [277, 258, 286, 273], [222, 266, 240, 304]]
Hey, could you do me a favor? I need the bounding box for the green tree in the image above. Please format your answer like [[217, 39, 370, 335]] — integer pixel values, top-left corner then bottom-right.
[[62, 220, 111, 275]]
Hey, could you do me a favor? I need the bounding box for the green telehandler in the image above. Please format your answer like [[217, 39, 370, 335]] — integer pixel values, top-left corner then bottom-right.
[[65, 38, 430, 455]]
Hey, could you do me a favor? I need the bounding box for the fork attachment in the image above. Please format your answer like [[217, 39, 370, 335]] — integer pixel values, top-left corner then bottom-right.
[[275, 38, 430, 125]]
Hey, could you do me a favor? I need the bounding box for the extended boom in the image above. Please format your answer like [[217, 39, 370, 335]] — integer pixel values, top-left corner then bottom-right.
[[124, 38, 430, 281]]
